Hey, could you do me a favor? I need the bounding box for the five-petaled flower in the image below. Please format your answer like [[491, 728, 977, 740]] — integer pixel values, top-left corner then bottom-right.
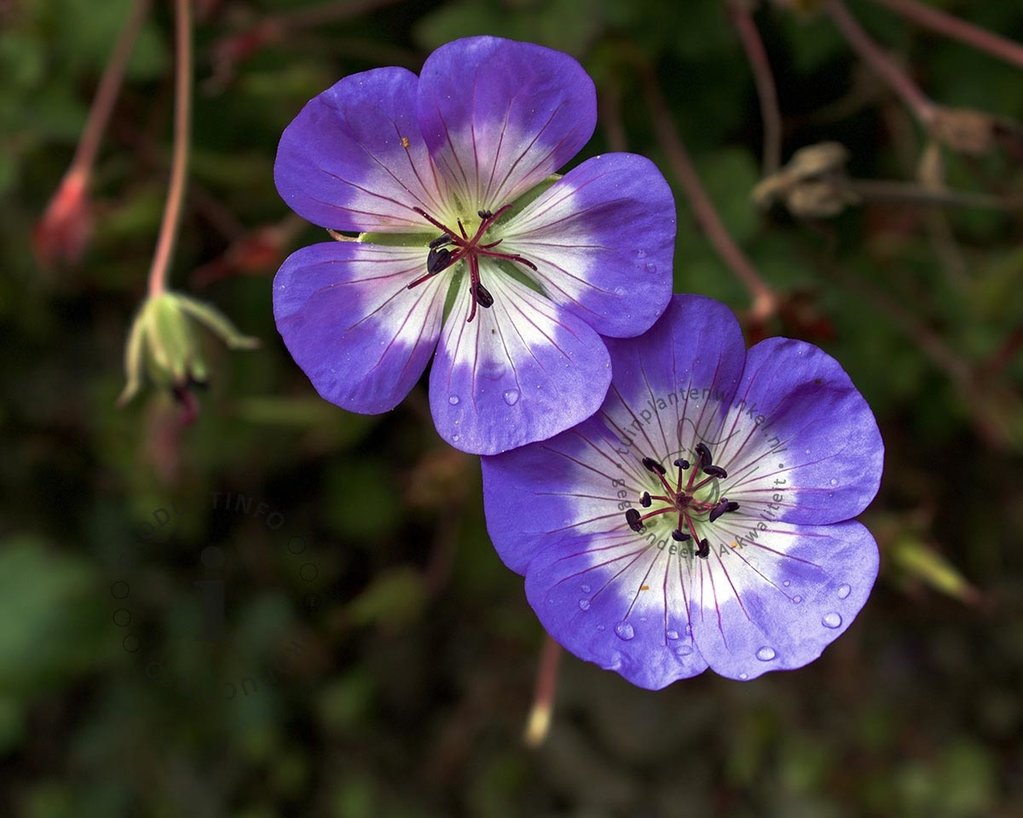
[[272, 36, 675, 455], [482, 295, 883, 688]]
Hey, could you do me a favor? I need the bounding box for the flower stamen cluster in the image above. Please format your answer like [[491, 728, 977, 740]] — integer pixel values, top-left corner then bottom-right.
[[406, 205, 538, 323], [625, 443, 740, 558]]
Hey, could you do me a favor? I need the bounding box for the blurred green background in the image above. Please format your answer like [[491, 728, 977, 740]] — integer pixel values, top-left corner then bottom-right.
[[2, 0, 1022, 815]]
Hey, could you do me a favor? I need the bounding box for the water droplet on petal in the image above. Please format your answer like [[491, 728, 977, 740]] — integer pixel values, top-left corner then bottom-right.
[[502, 388, 520, 406], [783, 580, 791, 588], [636, 249, 647, 259], [666, 629, 680, 641], [596, 624, 605, 632], [452, 434, 460, 442], [580, 584, 591, 593], [756, 646, 777, 661], [822, 612, 843, 629], [644, 262, 657, 273], [837, 584, 851, 599], [739, 672, 749, 680], [674, 644, 694, 657], [614, 622, 635, 641], [578, 599, 591, 611], [829, 478, 838, 486], [792, 595, 802, 604], [448, 394, 460, 405]]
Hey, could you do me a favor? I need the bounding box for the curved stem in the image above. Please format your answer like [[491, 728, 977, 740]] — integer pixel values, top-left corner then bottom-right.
[[147, 0, 193, 298], [71, 0, 151, 175], [865, 0, 1023, 71], [824, 0, 938, 128], [727, 0, 782, 175]]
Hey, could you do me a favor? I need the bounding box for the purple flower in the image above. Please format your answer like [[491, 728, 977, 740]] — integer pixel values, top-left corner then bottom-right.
[[482, 295, 883, 688], [272, 36, 675, 455]]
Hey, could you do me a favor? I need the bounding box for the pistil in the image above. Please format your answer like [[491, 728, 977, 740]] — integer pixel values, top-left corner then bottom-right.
[[407, 205, 538, 323]]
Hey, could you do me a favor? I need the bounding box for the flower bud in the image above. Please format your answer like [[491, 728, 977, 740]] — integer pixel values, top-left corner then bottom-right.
[[117, 291, 259, 408]]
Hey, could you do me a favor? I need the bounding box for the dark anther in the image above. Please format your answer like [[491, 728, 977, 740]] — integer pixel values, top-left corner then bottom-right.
[[625, 508, 644, 532], [427, 246, 452, 274], [703, 465, 728, 479], [695, 443, 713, 469], [474, 282, 494, 308], [671, 529, 691, 542], [428, 233, 452, 248], [708, 499, 740, 523], [673, 458, 690, 470], [640, 492, 652, 507], [695, 539, 710, 559], [641, 457, 666, 475], [477, 209, 493, 219]]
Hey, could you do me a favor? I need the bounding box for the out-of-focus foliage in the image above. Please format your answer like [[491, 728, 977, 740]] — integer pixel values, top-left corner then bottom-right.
[[1, 0, 1022, 816]]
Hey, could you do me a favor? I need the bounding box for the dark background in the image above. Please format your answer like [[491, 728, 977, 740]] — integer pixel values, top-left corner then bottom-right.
[[2, 0, 1022, 815]]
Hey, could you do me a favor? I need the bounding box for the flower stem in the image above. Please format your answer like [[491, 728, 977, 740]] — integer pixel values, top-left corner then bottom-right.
[[70, 0, 151, 177], [637, 60, 778, 324], [523, 634, 562, 748], [824, 0, 938, 128], [726, 0, 782, 175], [864, 0, 1023, 71], [147, 0, 193, 299]]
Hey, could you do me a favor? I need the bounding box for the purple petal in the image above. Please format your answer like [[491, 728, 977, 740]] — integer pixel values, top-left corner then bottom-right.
[[599, 295, 747, 462], [523, 531, 710, 690], [681, 521, 879, 680], [274, 67, 450, 232], [273, 242, 446, 413], [716, 338, 884, 526], [482, 416, 641, 574], [499, 153, 675, 338], [416, 36, 596, 211], [430, 263, 610, 455]]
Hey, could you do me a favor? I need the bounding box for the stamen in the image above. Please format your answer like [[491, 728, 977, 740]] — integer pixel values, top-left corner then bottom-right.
[[639, 492, 651, 507], [475, 282, 494, 309], [428, 233, 452, 248], [671, 529, 691, 542], [641, 457, 666, 475], [695, 539, 710, 559], [478, 209, 493, 219], [673, 458, 690, 470], [695, 443, 713, 469], [625, 508, 644, 532], [427, 246, 452, 274], [703, 465, 728, 479], [708, 499, 740, 523]]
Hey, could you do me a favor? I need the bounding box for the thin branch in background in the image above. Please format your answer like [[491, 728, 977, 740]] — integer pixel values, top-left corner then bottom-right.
[[598, 77, 629, 153], [727, 0, 782, 175], [864, 0, 1023, 71], [147, 0, 193, 298], [34, 0, 151, 266], [636, 60, 778, 324], [824, 0, 938, 128], [523, 634, 562, 748]]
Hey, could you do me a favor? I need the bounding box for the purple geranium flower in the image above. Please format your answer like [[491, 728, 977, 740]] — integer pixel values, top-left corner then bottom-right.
[[272, 36, 675, 454], [482, 294, 883, 688]]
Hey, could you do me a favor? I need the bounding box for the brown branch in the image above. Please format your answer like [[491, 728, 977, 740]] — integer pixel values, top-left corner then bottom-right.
[[637, 60, 777, 323], [824, 0, 938, 128], [727, 0, 782, 175], [865, 0, 1023, 71]]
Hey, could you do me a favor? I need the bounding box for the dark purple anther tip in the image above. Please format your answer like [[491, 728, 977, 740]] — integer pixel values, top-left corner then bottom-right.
[[625, 508, 644, 532], [696, 539, 710, 559], [641, 457, 666, 475], [475, 282, 494, 308], [695, 443, 712, 469], [671, 529, 691, 542], [703, 465, 728, 479], [427, 246, 451, 274], [640, 492, 652, 507], [428, 233, 452, 248], [673, 458, 690, 470]]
